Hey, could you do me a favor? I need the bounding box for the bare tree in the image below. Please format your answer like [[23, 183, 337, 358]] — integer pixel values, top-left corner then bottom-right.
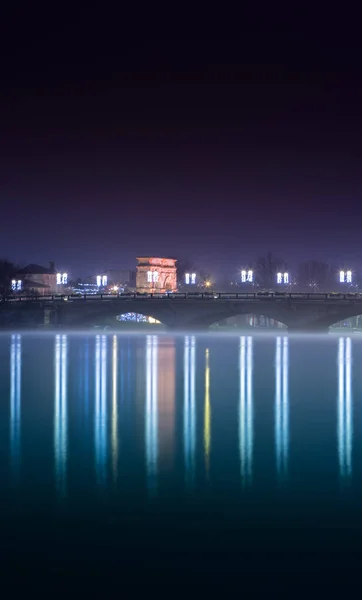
[[254, 252, 287, 290], [297, 260, 334, 292]]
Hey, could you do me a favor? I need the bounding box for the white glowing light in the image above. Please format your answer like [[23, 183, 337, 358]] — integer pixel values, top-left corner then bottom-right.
[[191, 273, 196, 284], [17, 280, 22, 291], [102, 275, 107, 287], [340, 270, 345, 283], [347, 270, 352, 283], [96, 276, 102, 287], [56, 273, 62, 285], [277, 272, 282, 284], [284, 272, 289, 284], [11, 279, 16, 291], [62, 273, 67, 285], [185, 273, 190, 284], [153, 271, 159, 283], [241, 270, 246, 283], [247, 270, 253, 282], [147, 271, 152, 283]]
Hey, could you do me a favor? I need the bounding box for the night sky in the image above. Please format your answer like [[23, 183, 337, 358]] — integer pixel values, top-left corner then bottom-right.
[[1, 9, 362, 278]]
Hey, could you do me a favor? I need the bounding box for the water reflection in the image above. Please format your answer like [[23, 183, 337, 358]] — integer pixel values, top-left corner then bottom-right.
[[54, 334, 68, 497], [275, 336, 289, 480], [239, 336, 253, 486], [145, 335, 158, 492], [94, 335, 108, 486], [112, 335, 118, 483], [184, 336, 196, 486], [10, 334, 22, 471], [157, 340, 175, 470], [338, 337, 353, 479], [204, 349, 211, 479]]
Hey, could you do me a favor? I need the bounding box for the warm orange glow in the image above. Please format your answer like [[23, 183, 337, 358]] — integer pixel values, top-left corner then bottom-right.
[[205, 281, 211, 288]]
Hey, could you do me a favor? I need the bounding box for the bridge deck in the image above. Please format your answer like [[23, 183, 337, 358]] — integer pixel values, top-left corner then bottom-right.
[[2, 292, 362, 304]]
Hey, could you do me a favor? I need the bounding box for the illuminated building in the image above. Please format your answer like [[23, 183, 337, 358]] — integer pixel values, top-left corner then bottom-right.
[[275, 336, 289, 479], [239, 336, 253, 486], [338, 337, 353, 478], [10, 334, 22, 472], [184, 336, 196, 485], [15, 262, 59, 295], [54, 334, 68, 498], [136, 257, 177, 293]]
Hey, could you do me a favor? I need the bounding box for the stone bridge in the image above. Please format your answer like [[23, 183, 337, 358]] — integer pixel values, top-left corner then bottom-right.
[[2, 293, 362, 331]]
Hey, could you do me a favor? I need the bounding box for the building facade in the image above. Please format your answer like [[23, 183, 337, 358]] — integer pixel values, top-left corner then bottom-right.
[[136, 257, 177, 293], [15, 262, 58, 295]]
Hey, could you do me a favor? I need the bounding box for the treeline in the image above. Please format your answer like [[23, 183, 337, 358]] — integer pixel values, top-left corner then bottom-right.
[[177, 253, 353, 292], [0, 259, 19, 296]]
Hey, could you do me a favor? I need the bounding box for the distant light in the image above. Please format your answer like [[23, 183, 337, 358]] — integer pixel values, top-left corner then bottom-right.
[[241, 270, 246, 283], [11, 279, 16, 291], [339, 270, 352, 284], [205, 281, 211, 287], [153, 271, 159, 283], [284, 272, 289, 284], [247, 270, 253, 282], [102, 275, 107, 287], [62, 273, 67, 285], [191, 273, 196, 284], [277, 272, 282, 284], [185, 273, 190, 284], [96, 275, 102, 287], [56, 273, 62, 284], [147, 270, 152, 283], [17, 280, 22, 291], [113, 285, 119, 292]]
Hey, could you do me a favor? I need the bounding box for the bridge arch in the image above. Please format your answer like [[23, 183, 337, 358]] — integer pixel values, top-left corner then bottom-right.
[[181, 306, 291, 330], [209, 313, 287, 330]]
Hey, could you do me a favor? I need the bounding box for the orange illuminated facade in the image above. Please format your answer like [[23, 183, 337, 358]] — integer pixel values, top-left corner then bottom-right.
[[136, 257, 177, 293]]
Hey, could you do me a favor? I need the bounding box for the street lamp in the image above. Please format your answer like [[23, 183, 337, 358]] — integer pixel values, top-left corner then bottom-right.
[[241, 269, 253, 283], [57, 273, 68, 285], [339, 270, 352, 284], [97, 275, 108, 287], [277, 272, 289, 284], [11, 279, 22, 291], [185, 273, 196, 285]]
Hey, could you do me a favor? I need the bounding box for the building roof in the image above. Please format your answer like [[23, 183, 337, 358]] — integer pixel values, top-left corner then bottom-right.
[[16, 263, 56, 275], [23, 279, 50, 289]]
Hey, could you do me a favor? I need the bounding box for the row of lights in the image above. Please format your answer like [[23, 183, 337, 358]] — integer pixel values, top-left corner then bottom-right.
[[241, 270, 353, 284], [242, 270, 289, 284]]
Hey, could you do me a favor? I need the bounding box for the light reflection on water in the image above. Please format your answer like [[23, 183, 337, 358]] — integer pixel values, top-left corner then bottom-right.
[[275, 336, 289, 480], [10, 334, 21, 472], [54, 334, 68, 497], [338, 336, 353, 479], [239, 336, 253, 486], [1, 332, 360, 498]]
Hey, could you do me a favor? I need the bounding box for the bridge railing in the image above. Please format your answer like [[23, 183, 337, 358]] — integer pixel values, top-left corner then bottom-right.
[[2, 291, 362, 303]]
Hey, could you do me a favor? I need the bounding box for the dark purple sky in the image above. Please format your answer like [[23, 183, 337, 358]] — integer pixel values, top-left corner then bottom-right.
[[1, 9, 362, 278]]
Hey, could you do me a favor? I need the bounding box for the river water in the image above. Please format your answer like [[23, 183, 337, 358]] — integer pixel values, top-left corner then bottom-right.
[[0, 331, 361, 589]]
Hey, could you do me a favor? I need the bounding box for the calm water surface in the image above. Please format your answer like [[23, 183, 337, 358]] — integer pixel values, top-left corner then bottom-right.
[[1, 331, 361, 588]]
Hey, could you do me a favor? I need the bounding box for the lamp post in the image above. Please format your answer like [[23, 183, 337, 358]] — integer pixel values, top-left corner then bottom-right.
[[241, 269, 253, 283]]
